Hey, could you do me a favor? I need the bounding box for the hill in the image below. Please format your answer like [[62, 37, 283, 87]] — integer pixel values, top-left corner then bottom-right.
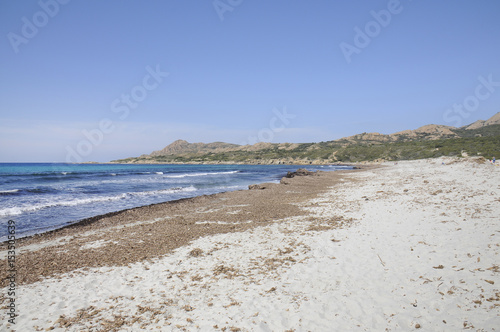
[[112, 112, 500, 164], [150, 140, 240, 156]]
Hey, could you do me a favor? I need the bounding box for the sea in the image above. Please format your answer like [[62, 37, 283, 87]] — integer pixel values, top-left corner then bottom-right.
[[0, 163, 352, 241]]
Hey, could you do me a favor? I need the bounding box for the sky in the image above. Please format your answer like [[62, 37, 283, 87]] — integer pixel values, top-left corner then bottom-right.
[[1, 0, 499, 162]]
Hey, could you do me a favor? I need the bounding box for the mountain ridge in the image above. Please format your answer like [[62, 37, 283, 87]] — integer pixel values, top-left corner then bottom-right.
[[112, 112, 500, 164]]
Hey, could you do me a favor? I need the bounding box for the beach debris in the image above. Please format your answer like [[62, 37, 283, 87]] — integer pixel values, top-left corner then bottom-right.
[[433, 265, 445, 269], [463, 321, 475, 329], [285, 168, 318, 178], [248, 184, 267, 190], [486, 265, 500, 272], [213, 264, 239, 278], [223, 300, 241, 308], [280, 177, 291, 184], [248, 183, 277, 190], [377, 254, 386, 267], [189, 248, 204, 257], [278, 247, 294, 255], [266, 287, 277, 293], [484, 279, 495, 285], [191, 275, 203, 282]]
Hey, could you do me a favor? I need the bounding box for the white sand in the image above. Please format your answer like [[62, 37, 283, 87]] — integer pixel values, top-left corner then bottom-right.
[[2, 157, 499, 331]]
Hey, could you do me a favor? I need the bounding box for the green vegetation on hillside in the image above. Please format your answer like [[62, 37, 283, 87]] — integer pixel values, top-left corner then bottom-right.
[[451, 124, 500, 138], [110, 122, 500, 164], [333, 135, 499, 162], [113, 133, 500, 164]]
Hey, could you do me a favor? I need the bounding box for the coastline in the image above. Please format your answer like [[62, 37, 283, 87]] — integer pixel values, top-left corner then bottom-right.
[[2, 157, 499, 331], [1, 163, 355, 242], [0, 166, 363, 286], [94, 161, 359, 165]]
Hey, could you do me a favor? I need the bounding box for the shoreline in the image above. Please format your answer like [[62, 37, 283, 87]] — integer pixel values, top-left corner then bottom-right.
[[4, 193, 227, 244], [0, 167, 365, 287], [106, 161, 360, 165], [1, 163, 358, 243], [2, 157, 498, 331], [0, 164, 359, 244]]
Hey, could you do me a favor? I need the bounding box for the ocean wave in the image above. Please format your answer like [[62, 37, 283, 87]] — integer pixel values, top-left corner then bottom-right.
[[127, 186, 197, 197], [0, 187, 59, 196], [38, 174, 84, 181], [30, 172, 76, 176], [26, 187, 59, 194], [0, 189, 21, 196], [0, 186, 197, 217], [0, 171, 77, 178], [163, 171, 239, 178]]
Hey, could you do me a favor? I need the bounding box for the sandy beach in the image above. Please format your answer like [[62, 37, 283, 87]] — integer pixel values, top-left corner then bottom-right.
[[1, 157, 499, 331]]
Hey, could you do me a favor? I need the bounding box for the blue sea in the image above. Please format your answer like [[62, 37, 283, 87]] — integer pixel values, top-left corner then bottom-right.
[[0, 163, 351, 240]]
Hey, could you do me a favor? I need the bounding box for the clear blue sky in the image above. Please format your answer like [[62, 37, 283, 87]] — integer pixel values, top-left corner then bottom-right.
[[1, 0, 499, 162]]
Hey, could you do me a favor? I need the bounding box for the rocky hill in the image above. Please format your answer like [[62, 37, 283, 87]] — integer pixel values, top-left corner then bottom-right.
[[112, 112, 500, 164], [150, 140, 239, 156], [463, 112, 500, 130]]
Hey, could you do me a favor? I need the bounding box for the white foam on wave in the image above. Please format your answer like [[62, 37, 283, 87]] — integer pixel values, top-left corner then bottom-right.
[[164, 171, 239, 178], [81, 170, 240, 186], [0, 186, 197, 217], [126, 186, 197, 197], [0, 189, 20, 194], [155, 172, 164, 175]]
